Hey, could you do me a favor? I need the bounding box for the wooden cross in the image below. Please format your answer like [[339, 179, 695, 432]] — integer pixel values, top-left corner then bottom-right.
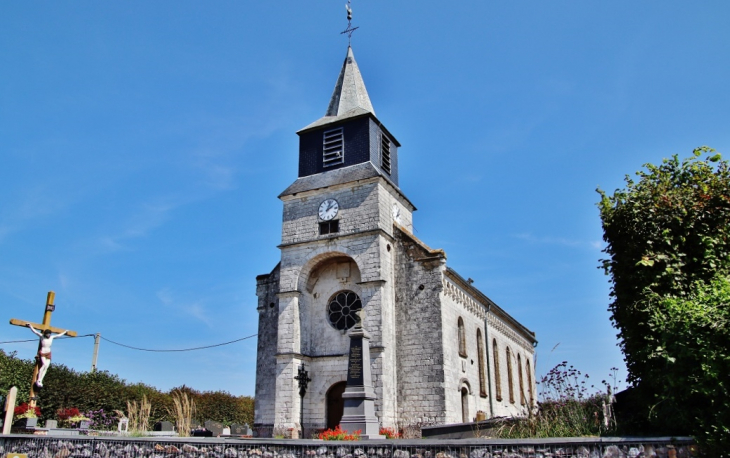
[[9, 291, 77, 407]]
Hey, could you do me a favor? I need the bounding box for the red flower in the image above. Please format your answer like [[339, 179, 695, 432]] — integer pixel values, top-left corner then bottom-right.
[[57, 407, 81, 420], [14, 403, 41, 417]]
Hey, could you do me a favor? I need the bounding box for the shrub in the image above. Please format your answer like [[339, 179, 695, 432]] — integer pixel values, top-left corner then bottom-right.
[[495, 362, 619, 438], [0, 349, 254, 427], [598, 147, 730, 450]]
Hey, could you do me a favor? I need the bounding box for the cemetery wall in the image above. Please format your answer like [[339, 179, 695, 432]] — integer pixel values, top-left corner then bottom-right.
[[0, 434, 698, 458]]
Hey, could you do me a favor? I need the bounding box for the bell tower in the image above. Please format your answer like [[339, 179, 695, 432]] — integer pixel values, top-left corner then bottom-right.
[[296, 46, 400, 185], [255, 44, 415, 436]]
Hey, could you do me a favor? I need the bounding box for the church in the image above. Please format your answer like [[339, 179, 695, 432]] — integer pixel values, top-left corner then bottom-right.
[[253, 44, 537, 437]]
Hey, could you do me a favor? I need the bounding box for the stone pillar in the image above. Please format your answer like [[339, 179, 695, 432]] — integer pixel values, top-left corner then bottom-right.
[[274, 291, 302, 433], [340, 311, 384, 439]]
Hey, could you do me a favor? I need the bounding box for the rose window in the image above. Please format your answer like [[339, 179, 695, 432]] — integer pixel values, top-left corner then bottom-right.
[[327, 290, 362, 331]]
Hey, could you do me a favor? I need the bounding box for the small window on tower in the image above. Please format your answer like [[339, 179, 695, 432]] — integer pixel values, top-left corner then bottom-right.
[[323, 127, 345, 167], [380, 134, 391, 175], [319, 220, 339, 235]]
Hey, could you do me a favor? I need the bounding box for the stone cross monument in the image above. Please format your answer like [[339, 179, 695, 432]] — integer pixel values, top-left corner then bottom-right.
[[9, 291, 77, 407], [339, 309, 384, 439]]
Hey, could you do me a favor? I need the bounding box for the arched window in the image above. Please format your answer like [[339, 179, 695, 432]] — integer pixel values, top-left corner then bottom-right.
[[493, 339, 502, 401], [477, 329, 486, 397], [506, 347, 515, 404], [526, 359, 533, 407], [458, 317, 467, 357], [518, 353, 525, 406], [461, 386, 469, 423]]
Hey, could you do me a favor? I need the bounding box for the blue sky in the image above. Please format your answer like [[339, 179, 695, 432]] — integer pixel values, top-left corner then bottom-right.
[[1, 1, 728, 397]]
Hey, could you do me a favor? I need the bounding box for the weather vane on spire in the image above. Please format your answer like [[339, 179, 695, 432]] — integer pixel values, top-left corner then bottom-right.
[[341, 0, 359, 45]]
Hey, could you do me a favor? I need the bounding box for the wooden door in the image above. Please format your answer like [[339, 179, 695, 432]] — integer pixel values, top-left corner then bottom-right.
[[326, 381, 347, 429]]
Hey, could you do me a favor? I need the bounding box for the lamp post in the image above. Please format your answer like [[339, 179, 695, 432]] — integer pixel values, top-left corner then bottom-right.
[[294, 364, 311, 435]]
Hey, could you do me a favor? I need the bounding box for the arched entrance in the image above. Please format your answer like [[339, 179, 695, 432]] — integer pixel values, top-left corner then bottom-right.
[[326, 381, 347, 429]]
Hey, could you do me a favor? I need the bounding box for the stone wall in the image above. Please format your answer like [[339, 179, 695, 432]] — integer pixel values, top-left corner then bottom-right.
[[257, 176, 415, 433], [0, 434, 698, 458], [254, 264, 281, 429], [441, 274, 536, 420], [393, 226, 448, 427]]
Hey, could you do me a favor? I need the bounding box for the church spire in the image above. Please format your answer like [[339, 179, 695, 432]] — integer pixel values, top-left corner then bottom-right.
[[325, 46, 375, 117]]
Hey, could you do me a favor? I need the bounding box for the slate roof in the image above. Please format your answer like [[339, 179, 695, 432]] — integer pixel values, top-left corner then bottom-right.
[[279, 162, 415, 209], [299, 47, 376, 133]]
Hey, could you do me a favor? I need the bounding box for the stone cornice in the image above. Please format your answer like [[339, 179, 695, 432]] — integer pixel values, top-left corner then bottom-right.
[[444, 268, 536, 345], [277, 227, 395, 250], [276, 352, 348, 359], [356, 280, 387, 288], [442, 275, 536, 354]]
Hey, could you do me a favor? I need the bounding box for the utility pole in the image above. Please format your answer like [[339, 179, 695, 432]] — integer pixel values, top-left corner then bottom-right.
[[91, 333, 101, 372]]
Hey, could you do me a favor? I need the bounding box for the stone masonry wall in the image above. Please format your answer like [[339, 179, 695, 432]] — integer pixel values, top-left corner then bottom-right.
[[393, 227, 448, 427], [254, 265, 281, 428], [279, 178, 413, 249], [441, 275, 536, 419], [271, 177, 413, 432], [0, 435, 698, 458]]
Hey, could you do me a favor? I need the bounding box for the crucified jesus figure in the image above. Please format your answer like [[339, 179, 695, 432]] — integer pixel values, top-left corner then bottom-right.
[[27, 324, 67, 387]]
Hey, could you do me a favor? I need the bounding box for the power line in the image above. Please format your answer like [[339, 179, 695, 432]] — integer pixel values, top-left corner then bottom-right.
[[0, 333, 257, 352], [99, 333, 257, 352], [0, 334, 95, 345]]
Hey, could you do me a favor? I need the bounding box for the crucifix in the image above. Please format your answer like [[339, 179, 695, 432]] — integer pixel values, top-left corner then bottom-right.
[[9, 291, 77, 407]]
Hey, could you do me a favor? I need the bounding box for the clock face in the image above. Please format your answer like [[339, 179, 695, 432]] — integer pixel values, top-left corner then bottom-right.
[[392, 204, 402, 224], [318, 199, 339, 221]]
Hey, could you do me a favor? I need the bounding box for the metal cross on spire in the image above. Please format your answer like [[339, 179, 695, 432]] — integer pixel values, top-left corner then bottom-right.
[[340, 0, 359, 45]]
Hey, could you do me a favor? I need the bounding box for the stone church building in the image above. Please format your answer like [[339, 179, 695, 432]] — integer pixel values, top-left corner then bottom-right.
[[254, 46, 537, 436]]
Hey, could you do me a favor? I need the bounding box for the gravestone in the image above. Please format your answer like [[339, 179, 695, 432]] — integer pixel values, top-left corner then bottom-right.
[[154, 421, 174, 432], [44, 419, 58, 429], [204, 420, 225, 437], [339, 310, 384, 439], [117, 418, 129, 433], [230, 423, 253, 436]]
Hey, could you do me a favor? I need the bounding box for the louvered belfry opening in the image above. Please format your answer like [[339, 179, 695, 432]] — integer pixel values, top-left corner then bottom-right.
[[323, 127, 345, 167]]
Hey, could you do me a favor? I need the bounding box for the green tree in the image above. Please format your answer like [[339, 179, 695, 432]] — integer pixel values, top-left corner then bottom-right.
[[642, 276, 730, 453], [597, 147, 730, 444]]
